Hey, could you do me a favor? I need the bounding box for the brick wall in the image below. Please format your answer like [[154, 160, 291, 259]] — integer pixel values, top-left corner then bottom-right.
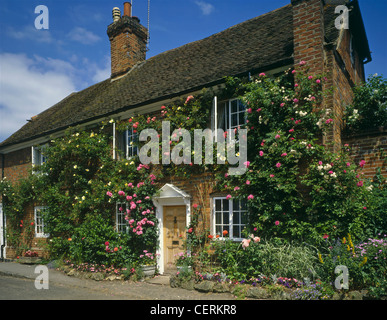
[[292, 0, 367, 153], [3, 147, 31, 186], [292, 0, 326, 75], [343, 130, 387, 180], [160, 173, 218, 232]]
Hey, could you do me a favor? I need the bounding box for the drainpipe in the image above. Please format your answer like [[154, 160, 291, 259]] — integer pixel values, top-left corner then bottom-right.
[[1, 153, 5, 260]]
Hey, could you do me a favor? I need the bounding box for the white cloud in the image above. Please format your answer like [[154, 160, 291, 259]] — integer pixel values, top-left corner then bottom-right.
[[67, 27, 101, 45], [92, 56, 111, 83], [7, 25, 54, 43], [195, 1, 215, 15], [0, 53, 76, 142]]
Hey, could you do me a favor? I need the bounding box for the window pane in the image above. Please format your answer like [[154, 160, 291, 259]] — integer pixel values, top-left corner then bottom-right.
[[238, 100, 246, 112], [239, 112, 245, 126], [233, 212, 240, 224], [223, 212, 229, 224], [233, 226, 240, 238], [216, 226, 222, 235], [231, 100, 238, 113], [215, 212, 222, 224], [215, 199, 222, 211], [233, 199, 239, 211], [223, 199, 229, 211], [231, 114, 238, 128]]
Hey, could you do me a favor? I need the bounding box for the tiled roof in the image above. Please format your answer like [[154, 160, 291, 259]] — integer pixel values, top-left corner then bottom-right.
[[1, 4, 295, 148]]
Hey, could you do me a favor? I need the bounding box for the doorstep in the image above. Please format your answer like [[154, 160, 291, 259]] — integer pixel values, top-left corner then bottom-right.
[[145, 274, 171, 286]]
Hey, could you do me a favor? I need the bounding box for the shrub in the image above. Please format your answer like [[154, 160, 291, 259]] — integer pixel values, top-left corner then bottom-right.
[[344, 74, 387, 134], [68, 215, 134, 267], [211, 237, 319, 282]]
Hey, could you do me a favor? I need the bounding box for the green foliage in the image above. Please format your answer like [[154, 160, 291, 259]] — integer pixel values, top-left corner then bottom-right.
[[68, 214, 134, 266], [215, 65, 385, 244], [344, 74, 387, 133], [211, 237, 319, 282]]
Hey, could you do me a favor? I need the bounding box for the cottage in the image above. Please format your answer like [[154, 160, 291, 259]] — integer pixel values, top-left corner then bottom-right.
[[0, 0, 382, 274]]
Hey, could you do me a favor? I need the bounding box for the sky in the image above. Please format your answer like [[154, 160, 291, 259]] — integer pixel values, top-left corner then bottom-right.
[[0, 0, 386, 143]]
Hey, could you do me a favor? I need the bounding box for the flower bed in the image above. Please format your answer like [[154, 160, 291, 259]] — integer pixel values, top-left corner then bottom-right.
[[170, 271, 370, 300]]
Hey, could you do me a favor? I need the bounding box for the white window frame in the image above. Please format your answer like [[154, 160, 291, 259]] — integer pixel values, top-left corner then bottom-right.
[[121, 128, 138, 159], [226, 98, 247, 131], [32, 145, 48, 173], [116, 202, 128, 233], [34, 206, 49, 238], [212, 197, 248, 241], [212, 98, 247, 142]]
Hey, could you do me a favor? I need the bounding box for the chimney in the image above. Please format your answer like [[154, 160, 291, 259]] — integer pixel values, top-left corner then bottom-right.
[[291, 0, 326, 75], [107, 2, 148, 79]]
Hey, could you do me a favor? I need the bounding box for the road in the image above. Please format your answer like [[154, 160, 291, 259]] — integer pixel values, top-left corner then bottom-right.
[[0, 273, 236, 300]]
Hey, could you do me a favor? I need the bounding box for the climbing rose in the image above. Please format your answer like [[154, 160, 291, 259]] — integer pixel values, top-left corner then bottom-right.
[[247, 194, 254, 200], [242, 239, 251, 249]]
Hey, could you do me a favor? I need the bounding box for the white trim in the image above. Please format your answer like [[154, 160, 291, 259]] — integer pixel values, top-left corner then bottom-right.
[[152, 184, 191, 274], [34, 206, 49, 238], [113, 122, 116, 160], [0, 203, 5, 259], [212, 196, 247, 241]]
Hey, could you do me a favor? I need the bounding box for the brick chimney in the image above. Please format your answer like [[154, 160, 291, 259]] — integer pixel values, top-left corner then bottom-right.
[[291, 0, 326, 75], [292, 0, 344, 151], [107, 2, 148, 79]]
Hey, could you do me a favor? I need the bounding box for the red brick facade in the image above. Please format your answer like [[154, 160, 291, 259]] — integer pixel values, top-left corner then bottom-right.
[[343, 129, 387, 180], [1, 1, 383, 261]]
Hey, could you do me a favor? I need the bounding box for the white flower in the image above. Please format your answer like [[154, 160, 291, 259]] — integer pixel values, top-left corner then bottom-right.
[[323, 164, 332, 170]]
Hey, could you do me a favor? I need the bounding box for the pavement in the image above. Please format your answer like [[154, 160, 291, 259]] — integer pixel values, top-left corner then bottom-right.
[[0, 260, 236, 300], [0, 259, 171, 286]]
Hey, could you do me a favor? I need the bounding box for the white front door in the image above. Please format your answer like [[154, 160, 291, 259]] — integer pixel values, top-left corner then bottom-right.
[[0, 203, 5, 259]]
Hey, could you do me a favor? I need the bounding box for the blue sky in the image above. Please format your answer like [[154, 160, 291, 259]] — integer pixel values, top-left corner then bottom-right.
[[0, 0, 386, 142]]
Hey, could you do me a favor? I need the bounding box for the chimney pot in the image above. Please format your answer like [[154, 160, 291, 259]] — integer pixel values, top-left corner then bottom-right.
[[123, 2, 131, 17], [112, 7, 121, 22]]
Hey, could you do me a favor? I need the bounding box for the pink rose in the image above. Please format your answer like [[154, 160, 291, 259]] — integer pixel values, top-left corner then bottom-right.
[[242, 238, 251, 249]]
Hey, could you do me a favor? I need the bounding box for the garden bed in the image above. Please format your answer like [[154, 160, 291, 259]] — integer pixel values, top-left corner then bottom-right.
[[169, 274, 372, 300]]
